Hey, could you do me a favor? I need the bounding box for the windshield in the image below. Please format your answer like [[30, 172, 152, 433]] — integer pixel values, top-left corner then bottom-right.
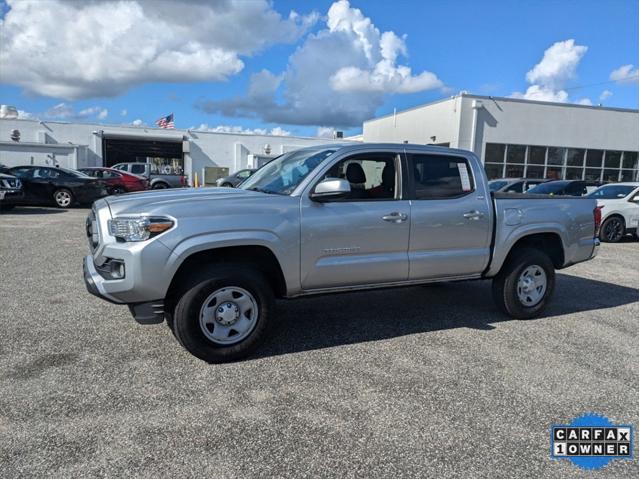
[[527, 182, 569, 194], [488, 180, 508, 192], [240, 148, 337, 195], [588, 184, 636, 199]]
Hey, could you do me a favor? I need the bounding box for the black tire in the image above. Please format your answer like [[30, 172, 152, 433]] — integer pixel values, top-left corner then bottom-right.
[[152, 182, 169, 189], [222, 182, 234, 188], [111, 186, 126, 195], [53, 188, 74, 208], [492, 247, 555, 319], [599, 216, 625, 243], [172, 266, 274, 363]]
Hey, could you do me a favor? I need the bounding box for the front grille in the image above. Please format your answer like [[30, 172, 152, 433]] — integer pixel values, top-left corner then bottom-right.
[[86, 208, 100, 252]]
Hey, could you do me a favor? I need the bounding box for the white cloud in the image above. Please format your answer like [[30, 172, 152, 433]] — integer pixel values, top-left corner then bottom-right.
[[0, 0, 317, 99], [610, 64, 639, 84], [326, 3, 443, 94], [198, 0, 444, 127], [599, 89, 613, 101], [576, 98, 592, 106], [120, 109, 128, 116], [511, 85, 568, 103], [131, 119, 145, 127], [511, 39, 588, 104], [193, 124, 291, 136], [525, 39, 587, 90], [44, 103, 108, 120], [18, 110, 33, 119], [317, 127, 336, 138]]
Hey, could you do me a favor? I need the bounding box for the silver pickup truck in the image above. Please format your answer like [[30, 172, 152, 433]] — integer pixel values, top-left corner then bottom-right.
[[84, 144, 600, 362]]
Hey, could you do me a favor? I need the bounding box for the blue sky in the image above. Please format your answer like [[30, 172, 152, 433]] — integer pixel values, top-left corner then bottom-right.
[[1, 0, 638, 137]]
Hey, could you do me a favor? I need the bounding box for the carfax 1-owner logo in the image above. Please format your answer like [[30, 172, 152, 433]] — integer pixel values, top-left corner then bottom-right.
[[551, 413, 634, 470]]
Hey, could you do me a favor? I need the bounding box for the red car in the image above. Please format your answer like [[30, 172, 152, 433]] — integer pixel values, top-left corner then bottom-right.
[[79, 167, 149, 195]]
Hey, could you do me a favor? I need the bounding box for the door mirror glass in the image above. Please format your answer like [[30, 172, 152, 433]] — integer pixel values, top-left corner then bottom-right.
[[311, 178, 351, 202]]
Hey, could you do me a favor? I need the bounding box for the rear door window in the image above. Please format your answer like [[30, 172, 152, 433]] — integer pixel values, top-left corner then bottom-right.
[[130, 164, 146, 175], [409, 154, 474, 199]]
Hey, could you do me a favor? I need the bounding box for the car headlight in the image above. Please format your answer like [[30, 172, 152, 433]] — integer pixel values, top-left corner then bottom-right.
[[108, 216, 174, 242]]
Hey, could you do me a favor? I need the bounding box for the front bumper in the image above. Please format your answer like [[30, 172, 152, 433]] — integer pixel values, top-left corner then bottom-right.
[[83, 255, 165, 324], [83, 255, 123, 304], [0, 190, 24, 204]]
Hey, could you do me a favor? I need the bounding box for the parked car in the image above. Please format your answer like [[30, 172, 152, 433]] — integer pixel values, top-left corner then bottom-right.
[[215, 169, 256, 188], [0, 170, 23, 211], [79, 167, 149, 194], [83, 143, 600, 363], [588, 182, 639, 242], [488, 178, 548, 193], [526, 180, 601, 196], [8, 165, 107, 208], [112, 163, 187, 189]]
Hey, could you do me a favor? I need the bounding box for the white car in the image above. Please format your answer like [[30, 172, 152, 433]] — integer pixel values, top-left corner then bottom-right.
[[589, 182, 639, 242]]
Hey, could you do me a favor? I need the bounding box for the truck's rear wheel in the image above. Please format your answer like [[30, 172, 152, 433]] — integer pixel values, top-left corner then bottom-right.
[[492, 248, 555, 319], [172, 267, 273, 363]]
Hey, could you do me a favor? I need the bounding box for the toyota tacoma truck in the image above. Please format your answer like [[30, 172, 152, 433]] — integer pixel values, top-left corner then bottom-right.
[[83, 144, 600, 362]]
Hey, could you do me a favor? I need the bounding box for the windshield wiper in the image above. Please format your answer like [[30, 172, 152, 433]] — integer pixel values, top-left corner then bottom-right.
[[246, 186, 283, 195]]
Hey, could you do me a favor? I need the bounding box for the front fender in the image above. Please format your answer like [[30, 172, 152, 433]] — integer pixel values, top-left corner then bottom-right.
[[162, 230, 300, 296]]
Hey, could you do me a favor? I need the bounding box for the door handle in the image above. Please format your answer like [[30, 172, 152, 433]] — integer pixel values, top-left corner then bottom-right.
[[382, 212, 408, 223], [463, 210, 484, 220]]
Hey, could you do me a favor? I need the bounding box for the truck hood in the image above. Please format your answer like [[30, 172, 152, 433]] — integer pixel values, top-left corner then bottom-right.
[[104, 187, 269, 217]]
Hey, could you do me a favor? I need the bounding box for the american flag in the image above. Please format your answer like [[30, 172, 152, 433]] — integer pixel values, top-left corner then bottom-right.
[[155, 113, 175, 129]]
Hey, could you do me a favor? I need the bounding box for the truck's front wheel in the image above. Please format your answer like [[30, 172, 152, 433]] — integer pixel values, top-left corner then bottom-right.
[[172, 267, 273, 363], [492, 248, 555, 319]]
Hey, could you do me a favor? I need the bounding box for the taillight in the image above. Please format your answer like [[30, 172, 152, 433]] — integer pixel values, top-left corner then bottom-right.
[[593, 206, 603, 237], [180, 176, 186, 186]]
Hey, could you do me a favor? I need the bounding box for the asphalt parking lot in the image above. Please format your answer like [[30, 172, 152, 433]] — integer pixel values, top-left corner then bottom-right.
[[1, 207, 638, 478]]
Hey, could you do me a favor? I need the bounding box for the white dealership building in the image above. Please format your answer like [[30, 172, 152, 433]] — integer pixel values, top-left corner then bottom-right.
[[1, 92, 638, 183], [364, 93, 639, 182], [0, 117, 347, 185]]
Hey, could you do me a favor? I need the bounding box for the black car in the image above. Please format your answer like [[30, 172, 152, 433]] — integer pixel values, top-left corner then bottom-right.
[[215, 168, 256, 187], [526, 180, 601, 196], [8, 166, 108, 208], [0, 171, 24, 211], [488, 177, 548, 193]]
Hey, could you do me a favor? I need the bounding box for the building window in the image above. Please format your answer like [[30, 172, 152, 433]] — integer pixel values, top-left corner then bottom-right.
[[605, 151, 622, 169], [528, 146, 546, 165], [566, 149, 585, 167], [506, 145, 525, 164], [586, 150, 603, 168], [526, 165, 545, 178], [622, 151, 638, 169], [484, 143, 505, 179], [585, 168, 602, 181], [547, 147, 565, 166], [482, 143, 638, 183]]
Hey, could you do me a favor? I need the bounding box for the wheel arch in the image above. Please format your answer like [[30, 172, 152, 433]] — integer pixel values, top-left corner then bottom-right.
[[165, 244, 288, 311], [151, 179, 170, 188], [491, 232, 565, 276], [602, 212, 626, 225]]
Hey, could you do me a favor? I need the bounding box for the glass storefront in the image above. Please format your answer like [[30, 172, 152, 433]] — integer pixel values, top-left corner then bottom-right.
[[483, 143, 639, 182]]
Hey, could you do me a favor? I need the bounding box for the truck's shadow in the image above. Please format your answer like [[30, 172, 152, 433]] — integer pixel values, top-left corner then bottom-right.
[[255, 274, 639, 359]]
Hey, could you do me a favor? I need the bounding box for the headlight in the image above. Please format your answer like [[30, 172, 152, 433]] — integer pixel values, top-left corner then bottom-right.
[[108, 216, 174, 242]]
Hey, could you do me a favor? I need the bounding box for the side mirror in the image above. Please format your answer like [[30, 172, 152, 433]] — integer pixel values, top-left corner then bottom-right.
[[311, 178, 351, 202]]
